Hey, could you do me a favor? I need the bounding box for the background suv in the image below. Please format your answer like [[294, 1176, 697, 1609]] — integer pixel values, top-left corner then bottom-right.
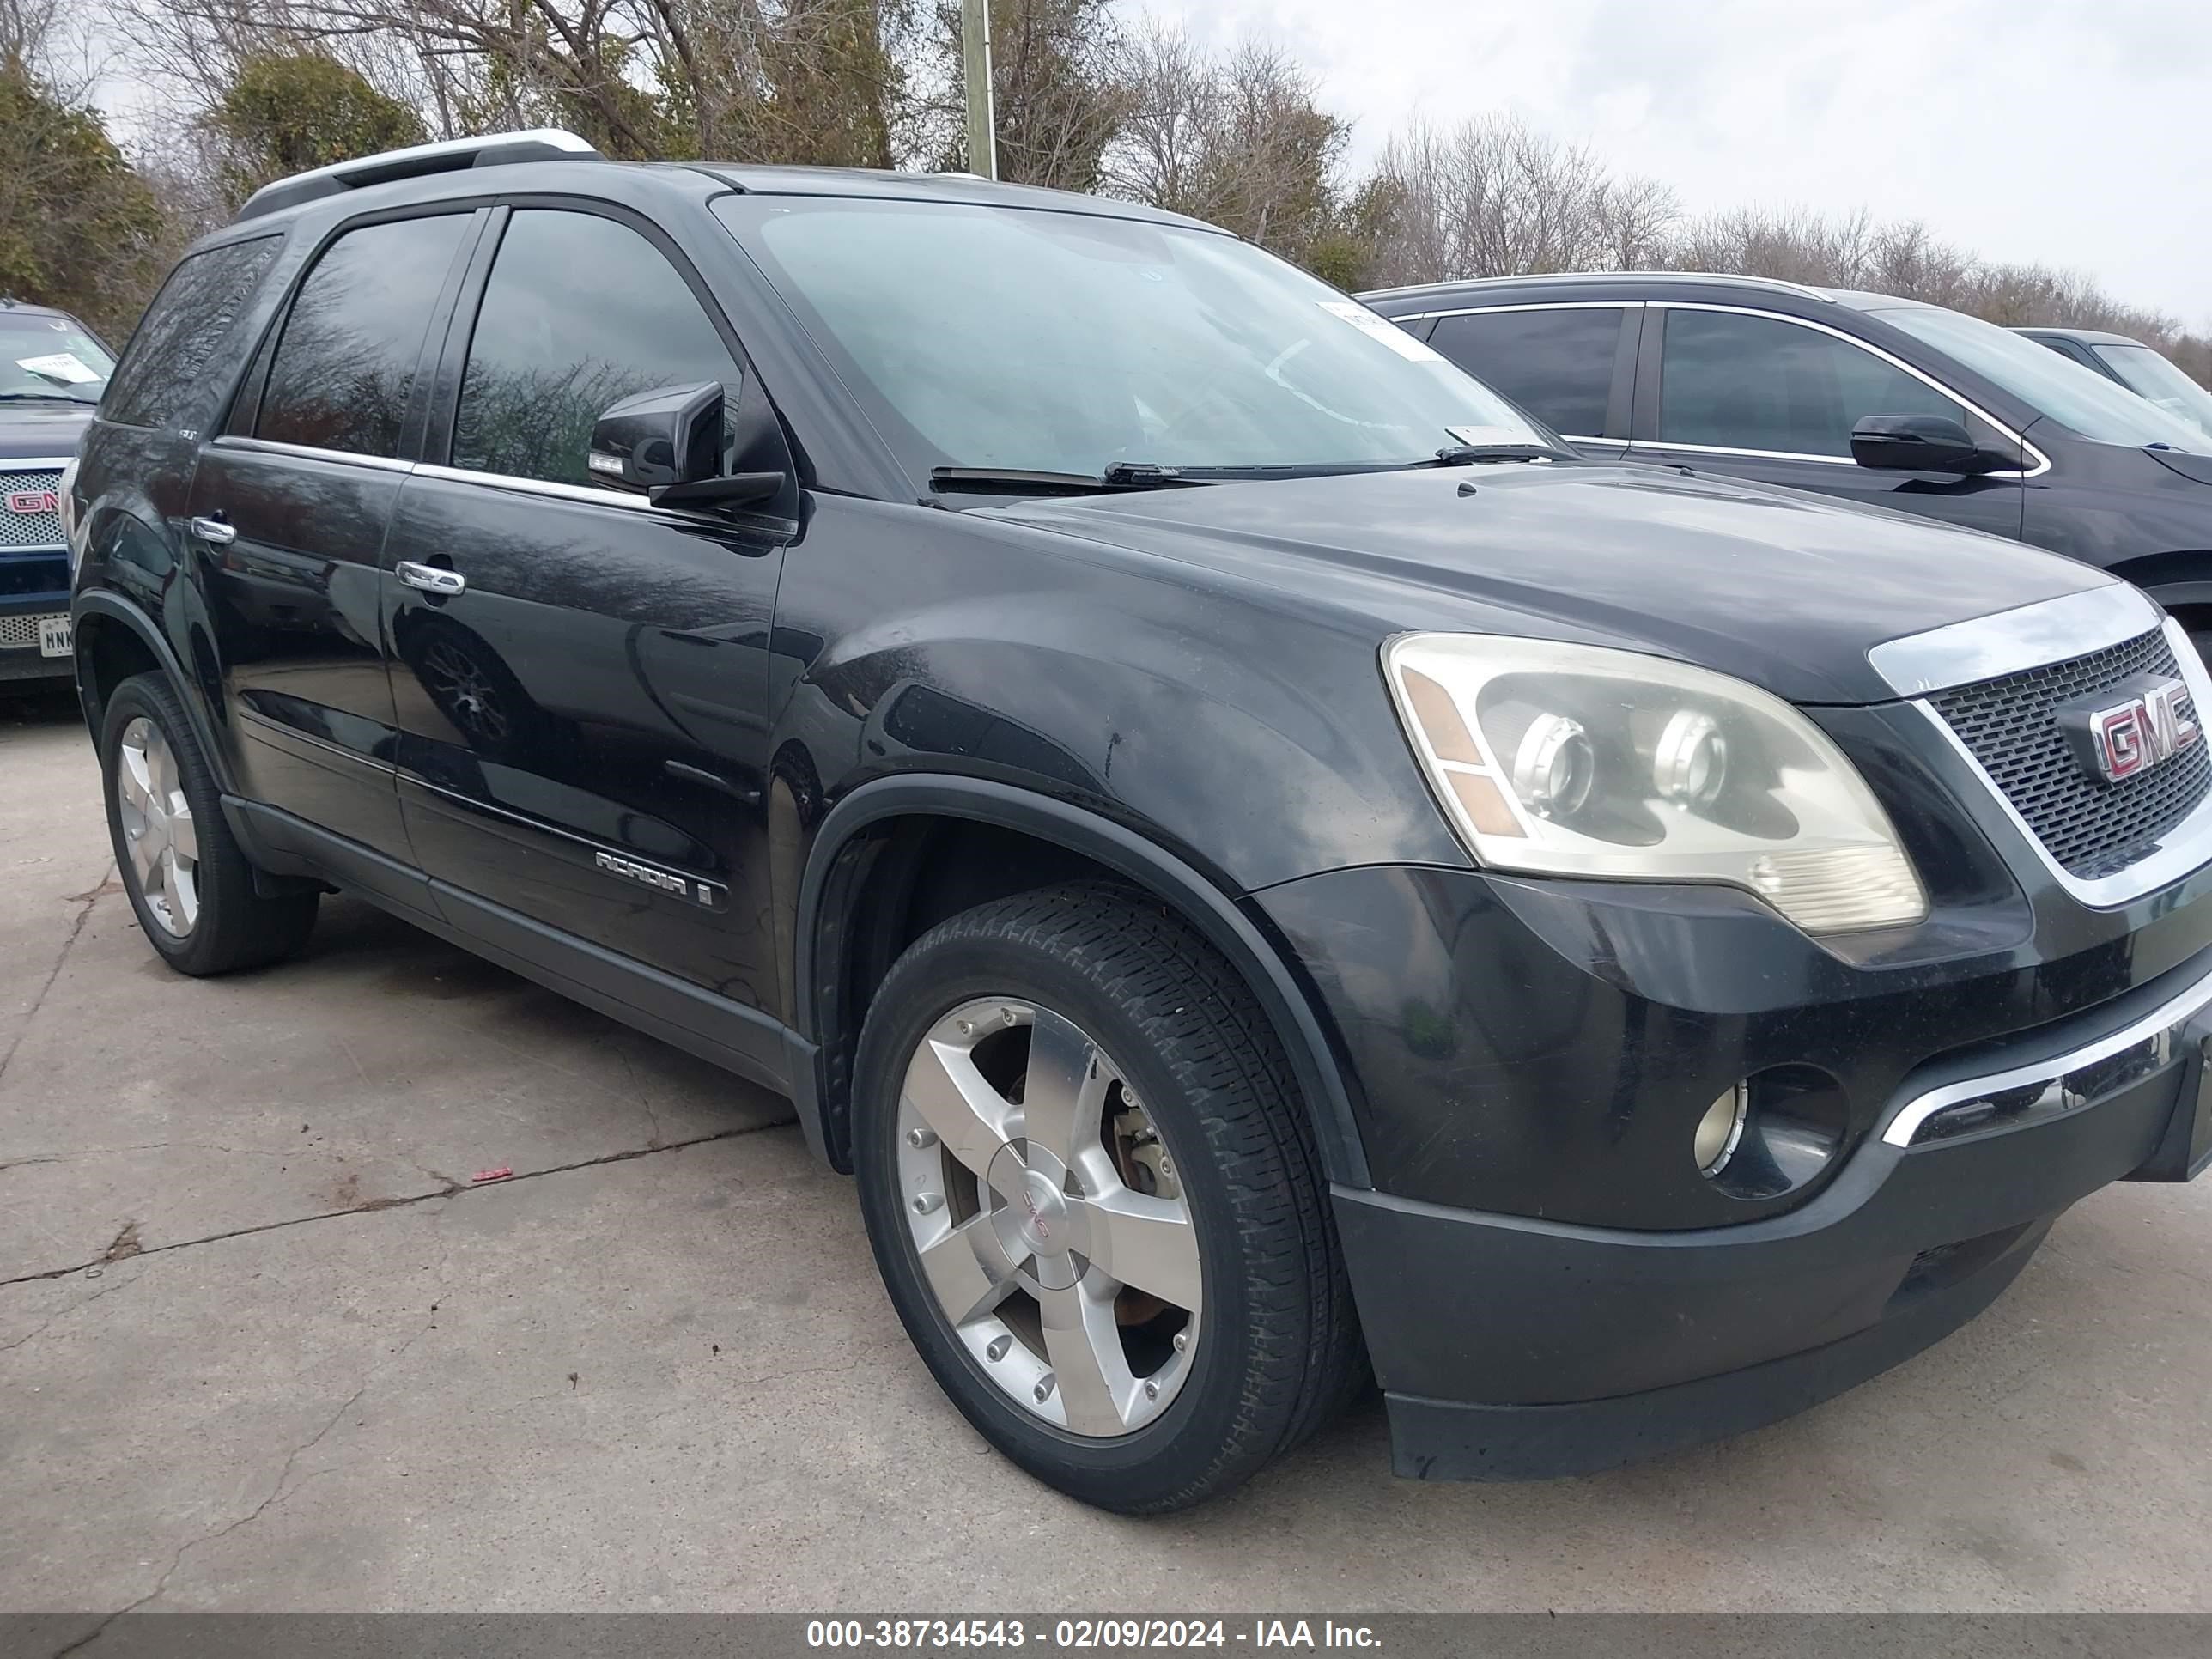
[[2018, 325, 2212, 442], [67, 134, 2212, 1512], [0, 300, 111, 685], [1363, 274, 2212, 656]]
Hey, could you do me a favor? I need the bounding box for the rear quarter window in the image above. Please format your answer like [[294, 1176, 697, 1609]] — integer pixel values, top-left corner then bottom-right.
[[100, 236, 283, 431]]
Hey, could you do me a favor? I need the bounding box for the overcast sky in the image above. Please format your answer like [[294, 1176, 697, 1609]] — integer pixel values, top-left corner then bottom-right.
[[1142, 0, 2212, 330]]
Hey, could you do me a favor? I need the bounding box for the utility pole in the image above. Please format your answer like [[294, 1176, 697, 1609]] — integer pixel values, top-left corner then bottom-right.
[[962, 0, 997, 180]]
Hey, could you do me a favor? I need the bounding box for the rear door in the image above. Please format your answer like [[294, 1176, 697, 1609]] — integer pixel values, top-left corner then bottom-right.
[[1421, 303, 1637, 458], [382, 204, 787, 1012], [1630, 303, 2025, 542], [187, 209, 483, 861]]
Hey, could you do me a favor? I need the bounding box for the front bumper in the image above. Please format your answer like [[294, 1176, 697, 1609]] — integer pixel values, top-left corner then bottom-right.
[[1255, 864, 2212, 1479]]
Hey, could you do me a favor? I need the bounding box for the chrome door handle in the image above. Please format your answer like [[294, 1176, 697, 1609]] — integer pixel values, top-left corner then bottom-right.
[[396, 560, 466, 596], [189, 515, 236, 546]]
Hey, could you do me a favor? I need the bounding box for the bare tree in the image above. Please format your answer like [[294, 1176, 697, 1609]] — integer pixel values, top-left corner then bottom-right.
[[1360, 113, 1679, 286]]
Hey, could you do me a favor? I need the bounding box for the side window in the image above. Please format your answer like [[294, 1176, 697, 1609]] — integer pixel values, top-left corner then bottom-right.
[[1428, 307, 1625, 437], [258, 214, 472, 459], [1657, 309, 1963, 457], [453, 210, 741, 488], [101, 236, 281, 431]]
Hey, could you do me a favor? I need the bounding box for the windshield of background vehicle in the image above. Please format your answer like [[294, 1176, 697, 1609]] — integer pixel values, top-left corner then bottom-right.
[[1877, 304, 2212, 457], [716, 196, 1547, 478], [0, 313, 113, 404], [2093, 343, 2212, 441]]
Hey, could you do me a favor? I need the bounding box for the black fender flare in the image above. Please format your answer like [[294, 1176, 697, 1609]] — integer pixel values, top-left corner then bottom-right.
[[793, 773, 1372, 1188], [70, 588, 238, 796]]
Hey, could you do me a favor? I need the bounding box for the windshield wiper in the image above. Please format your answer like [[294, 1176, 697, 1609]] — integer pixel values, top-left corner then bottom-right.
[[1428, 442, 1566, 466], [0, 391, 97, 404], [927, 464, 1212, 496]]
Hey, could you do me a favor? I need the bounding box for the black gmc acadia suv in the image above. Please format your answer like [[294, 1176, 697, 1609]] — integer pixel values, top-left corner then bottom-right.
[[1363, 273, 2212, 658], [66, 132, 2212, 1513]]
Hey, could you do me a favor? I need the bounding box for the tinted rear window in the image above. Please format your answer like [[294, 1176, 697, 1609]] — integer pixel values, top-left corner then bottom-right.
[[257, 215, 471, 459], [1427, 307, 1625, 437], [100, 237, 281, 430]]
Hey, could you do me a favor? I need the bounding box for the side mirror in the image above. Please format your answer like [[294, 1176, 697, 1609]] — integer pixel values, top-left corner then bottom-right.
[[1850, 413, 2017, 476], [588, 380, 790, 513], [590, 381, 723, 491]]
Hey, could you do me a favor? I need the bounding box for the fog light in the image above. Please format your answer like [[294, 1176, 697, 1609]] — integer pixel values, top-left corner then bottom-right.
[[1695, 1081, 1748, 1174]]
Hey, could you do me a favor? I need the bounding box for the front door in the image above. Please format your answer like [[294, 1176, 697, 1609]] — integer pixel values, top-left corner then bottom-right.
[[189, 210, 482, 861], [1632, 304, 2026, 544], [382, 205, 787, 1011]]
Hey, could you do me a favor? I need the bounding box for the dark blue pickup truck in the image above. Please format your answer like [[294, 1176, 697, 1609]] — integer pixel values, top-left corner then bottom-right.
[[1, 301, 109, 685]]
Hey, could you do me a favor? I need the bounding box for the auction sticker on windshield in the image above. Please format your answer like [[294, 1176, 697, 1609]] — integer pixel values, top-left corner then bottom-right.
[[1318, 300, 1447, 363], [15, 353, 101, 385]]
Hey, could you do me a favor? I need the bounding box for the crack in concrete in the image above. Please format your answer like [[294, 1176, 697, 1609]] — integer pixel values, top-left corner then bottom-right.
[[607, 1037, 667, 1149], [0, 1269, 136, 1354], [0, 861, 110, 1099], [44, 1214, 461, 1644], [0, 1119, 794, 1290]]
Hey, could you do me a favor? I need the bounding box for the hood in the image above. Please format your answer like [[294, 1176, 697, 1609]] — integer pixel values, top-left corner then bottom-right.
[[0, 401, 92, 463], [984, 462, 2110, 704]]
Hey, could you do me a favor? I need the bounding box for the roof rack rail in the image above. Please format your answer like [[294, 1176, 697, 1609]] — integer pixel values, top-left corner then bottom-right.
[[237, 129, 601, 222], [1361, 270, 1833, 303]]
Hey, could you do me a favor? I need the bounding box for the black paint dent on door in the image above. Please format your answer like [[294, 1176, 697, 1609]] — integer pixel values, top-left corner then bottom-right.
[[385, 204, 788, 1011], [188, 210, 482, 860], [1633, 304, 2026, 544]]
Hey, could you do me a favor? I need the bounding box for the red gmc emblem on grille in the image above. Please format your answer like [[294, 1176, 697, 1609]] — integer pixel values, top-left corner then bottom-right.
[[5, 490, 57, 515], [2061, 674, 2200, 784]]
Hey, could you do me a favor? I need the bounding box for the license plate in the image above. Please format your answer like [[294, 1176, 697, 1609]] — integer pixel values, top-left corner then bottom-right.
[[38, 616, 70, 657]]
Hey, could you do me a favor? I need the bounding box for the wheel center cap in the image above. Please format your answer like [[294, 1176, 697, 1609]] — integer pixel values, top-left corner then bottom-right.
[[985, 1143, 1086, 1282], [1012, 1167, 1067, 1254]]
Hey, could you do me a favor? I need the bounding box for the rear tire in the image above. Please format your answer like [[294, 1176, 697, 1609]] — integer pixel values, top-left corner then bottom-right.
[[99, 671, 319, 975], [852, 881, 1364, 1513]]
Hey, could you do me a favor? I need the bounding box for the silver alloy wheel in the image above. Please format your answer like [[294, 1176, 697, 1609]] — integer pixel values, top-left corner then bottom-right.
[[115, 715, 200, 936], [896, 997, 1202, 1437]]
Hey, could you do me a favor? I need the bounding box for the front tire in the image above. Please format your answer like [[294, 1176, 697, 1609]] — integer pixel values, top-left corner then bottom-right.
[[853, 882, 1364, 1513], [99, 672, 319, 975]]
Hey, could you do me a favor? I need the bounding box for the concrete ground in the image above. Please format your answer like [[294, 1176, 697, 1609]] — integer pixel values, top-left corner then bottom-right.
[[3, 684, 2209, 1616]]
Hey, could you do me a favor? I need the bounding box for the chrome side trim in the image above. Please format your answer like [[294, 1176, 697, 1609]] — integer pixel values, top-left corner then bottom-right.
[[212, 435, 416, 475], [412, 461, 663, 514], [1642, 302, 2052, 480], [1627, 438, 1857, 467], [1905, 615, 2212, 908], [1868, 583, 2157, 697], [1882, 954, 2212, 1146]]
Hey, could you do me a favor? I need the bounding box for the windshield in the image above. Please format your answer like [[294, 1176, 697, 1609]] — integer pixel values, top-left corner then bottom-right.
[[2093, 343, 2212, 441], [1878, 304, 2212, 456], [0, 311, 113, 404], [717, 196, 1544, 478]]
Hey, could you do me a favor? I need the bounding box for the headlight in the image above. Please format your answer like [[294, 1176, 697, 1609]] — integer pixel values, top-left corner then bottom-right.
[[1384, 633, 1926, 934]]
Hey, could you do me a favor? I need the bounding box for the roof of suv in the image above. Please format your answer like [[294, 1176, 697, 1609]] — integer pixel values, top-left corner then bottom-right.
[[231, 127, 1212, 234], [2018, 325, 2143, 348], [1358, 270, 1930, 315]]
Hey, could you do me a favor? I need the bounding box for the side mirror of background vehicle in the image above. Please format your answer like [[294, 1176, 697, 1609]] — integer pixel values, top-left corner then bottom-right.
[[588, 381, 788, 512], [1850, 413, 2019, 476]]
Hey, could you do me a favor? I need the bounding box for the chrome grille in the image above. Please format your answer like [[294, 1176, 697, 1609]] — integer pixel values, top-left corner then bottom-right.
[[1931, 628, 2210, 877], [0, 468, 64, 550]]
